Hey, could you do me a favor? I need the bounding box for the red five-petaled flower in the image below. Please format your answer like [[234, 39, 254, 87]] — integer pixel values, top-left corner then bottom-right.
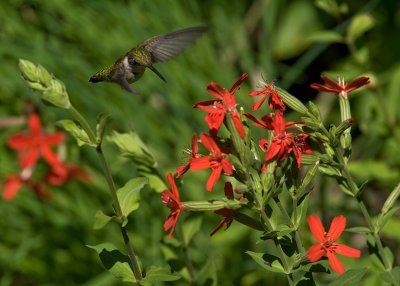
[[307, 214, 361, 275], [310, 75, 370, 98], [161, 173, 184, 238], [190, 133, 233, 191], [7, 113, 65, 169], [249, 81, 285, 111], [3, 174, 51, 201], [193, 73, 247, 138], [255, 110, 309, 169]]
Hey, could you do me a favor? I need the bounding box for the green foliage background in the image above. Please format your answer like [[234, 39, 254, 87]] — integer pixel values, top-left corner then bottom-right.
[[1, 0, 400, 285]]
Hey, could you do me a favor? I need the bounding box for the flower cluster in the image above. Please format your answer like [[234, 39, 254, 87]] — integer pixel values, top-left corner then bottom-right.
[[161, 74, 365, 276], [2, 113, 90, 200]]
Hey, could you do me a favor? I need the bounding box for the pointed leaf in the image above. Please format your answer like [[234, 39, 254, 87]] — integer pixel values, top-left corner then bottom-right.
[[344, 226, 371, 234], [94, 211, 113, 230], [380, 266, 400, 286], [117, 177, 148, 217], [58, 119, 95, 147], [87, 243, 136, 283], [96, 112, 111, 145], [182, 216, 202, 245], [328, 268, 368, 286], [347, 13, 375, 42], [246, 251, 285, 273], [141, 266, 180, 283]]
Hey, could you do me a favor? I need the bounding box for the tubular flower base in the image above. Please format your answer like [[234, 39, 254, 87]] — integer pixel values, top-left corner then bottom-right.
[[310, 75, 370, 98], [307, 215, 361, 275], [161, 173, 184, 238]]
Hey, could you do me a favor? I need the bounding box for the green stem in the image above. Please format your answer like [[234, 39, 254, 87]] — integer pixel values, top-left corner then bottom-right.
[[275, 198, 305, 254], [68, 105, 143, 282], [69, 105, 97, 144]]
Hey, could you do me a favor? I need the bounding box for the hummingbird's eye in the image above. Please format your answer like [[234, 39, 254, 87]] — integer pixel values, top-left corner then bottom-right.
[[129, 58, 139, 66]]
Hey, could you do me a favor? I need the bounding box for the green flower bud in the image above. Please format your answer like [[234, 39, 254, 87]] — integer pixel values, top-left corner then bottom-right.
[[19, 59, 39, 82], [42, 79, 71, 109]]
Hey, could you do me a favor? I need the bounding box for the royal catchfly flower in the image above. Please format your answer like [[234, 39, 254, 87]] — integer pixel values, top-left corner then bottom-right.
[[247, 110, 310, 169], [7, 113, 65, 169], [310, 75, 370, 98], [190, 133, 233, 191], [193, 73, 247, 138], [249, 81, 285, 111], [161, 173, 184, 238], [307, 214, 361, 275]]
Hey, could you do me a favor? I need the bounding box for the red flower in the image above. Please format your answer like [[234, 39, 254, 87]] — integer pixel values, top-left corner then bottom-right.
[[307, 215, 361, 275], [255, 110, 308, 168], [3, 174, 51, 201], [45, 162, 92, 186], [7, 113, 64, 168], [190, 133, 233, 191], [176, 133, 199, 178], [310, 75, 370, 98], [193, 73, 247, 138], [249, 81, 285, 111], [209, 182, 239, 236], [161, 173, 184, 238]]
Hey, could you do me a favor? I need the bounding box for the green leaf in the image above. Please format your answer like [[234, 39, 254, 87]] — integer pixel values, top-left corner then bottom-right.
[[107, 131, 155, 167], [306, 30, 343, 44], [246, 251, 285, 273], [381, 183, 400, 214], [347, 13, 375, 42], [328, 268, 368, 286], [137, 165, 166, 193], [182, 216, 202, 245], [93, 211, 113, 230], [141, 266, 180, 283], [58, 119, 95, 147], [380, 266, 400, 286], [117, 177, 148, 218], [318, 165, 341, 177], [96, 112, 111, 145], [344, 226, 371, 234], [315, 0, 346, 18], [377, 206, 400, 231], [197, 259, 218, 286], [87, 243, 136, 283]]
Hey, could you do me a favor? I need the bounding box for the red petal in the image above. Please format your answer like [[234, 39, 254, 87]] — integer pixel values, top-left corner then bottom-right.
[[3, 175, 23, 200], [176, 164, 190, 178], [41, 145, 61, 167], [7, 134, 32, 149], [43, 132, 65, 145], [327, 215, 346, 240], [207, 82, 225, 100], [321, 76, 342, 90], [200, 133, 221, 156], [20, 147, 39, 168], [306, 244, 325, 262], [310, 83, 341, 93], [193, 99, 219, 108], [206, 166, 222, 191], [308, 215, 326, 243], [221, 158, 233, 175], [335, 243, 360, 258], [229, 73, 248, 93], [264, 140, 281, 162], [224, 182, 234, 199], [346, 77, 370, 93], [205, 110, 225, 134], [327, 251, 345, 275], [191, 133, 198, 155], [167, 172, 180, 200], [252, 96, 267, 111], [190, 156, 212, 170], [231, 114, 245, 138], [28, 113, 42, 135]]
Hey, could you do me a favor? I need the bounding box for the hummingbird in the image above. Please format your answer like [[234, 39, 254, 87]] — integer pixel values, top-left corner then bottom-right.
[[89, 26, 207, 93]]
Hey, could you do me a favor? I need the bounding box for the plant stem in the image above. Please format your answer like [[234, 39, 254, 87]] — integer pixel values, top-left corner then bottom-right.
[[68, 105, 143, 282]]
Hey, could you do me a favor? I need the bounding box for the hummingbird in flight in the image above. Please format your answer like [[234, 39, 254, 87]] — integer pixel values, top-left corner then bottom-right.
[[89, 26, 207, 93]]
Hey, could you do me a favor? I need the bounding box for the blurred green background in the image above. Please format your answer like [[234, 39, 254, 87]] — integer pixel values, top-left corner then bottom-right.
[[1, 0, 400, 285]]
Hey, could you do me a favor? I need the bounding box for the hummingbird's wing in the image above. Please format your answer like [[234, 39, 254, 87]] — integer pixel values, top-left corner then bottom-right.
[[140, 26, 207, 63]]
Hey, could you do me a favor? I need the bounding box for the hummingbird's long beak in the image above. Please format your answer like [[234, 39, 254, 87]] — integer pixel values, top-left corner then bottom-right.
[[147, 65, 167, 83]]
